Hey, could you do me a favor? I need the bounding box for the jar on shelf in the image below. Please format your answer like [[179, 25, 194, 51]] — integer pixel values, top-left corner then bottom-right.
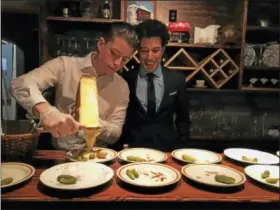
[[79, 0, 99, 18]]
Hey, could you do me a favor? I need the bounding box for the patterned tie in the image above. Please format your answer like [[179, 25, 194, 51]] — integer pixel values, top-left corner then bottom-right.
[[147, 73, 156, 118]]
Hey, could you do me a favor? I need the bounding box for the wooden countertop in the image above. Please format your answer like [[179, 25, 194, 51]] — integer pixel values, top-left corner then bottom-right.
[[1, 150, 279, 210]]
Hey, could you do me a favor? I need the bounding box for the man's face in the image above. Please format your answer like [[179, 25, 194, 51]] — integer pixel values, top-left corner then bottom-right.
[[97, 36, 134, 74], [138, 37, 163, 73]]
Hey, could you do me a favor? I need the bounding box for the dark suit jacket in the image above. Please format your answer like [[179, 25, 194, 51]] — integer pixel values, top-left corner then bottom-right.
[[116, 66, 191, 152]]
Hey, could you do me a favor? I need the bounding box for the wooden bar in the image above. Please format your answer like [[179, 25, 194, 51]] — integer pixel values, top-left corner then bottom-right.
[[1, 150, 279, 210]]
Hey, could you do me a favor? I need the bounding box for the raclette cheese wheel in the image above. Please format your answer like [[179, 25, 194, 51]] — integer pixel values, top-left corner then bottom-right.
[[79, 75, 99, 128]]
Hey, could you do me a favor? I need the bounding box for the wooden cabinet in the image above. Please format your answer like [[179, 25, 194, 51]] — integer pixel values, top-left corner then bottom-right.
[[42, 0, 280, 93], [241, 0, 280, 92]]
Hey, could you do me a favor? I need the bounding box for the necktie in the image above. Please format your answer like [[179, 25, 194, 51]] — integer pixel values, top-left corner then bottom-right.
[[147, 73, 156, 118]]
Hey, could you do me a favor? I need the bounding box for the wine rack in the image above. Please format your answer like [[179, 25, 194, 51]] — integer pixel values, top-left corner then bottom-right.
[[123, 44, 240, 90], [198, 49, 239, 88]]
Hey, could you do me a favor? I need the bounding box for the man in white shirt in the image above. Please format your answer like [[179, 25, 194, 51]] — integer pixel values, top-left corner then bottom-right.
[[11, 22, 138, 150]]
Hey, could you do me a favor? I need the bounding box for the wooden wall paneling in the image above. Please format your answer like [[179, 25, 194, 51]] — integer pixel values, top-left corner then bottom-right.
[[156, 0, 244, 43], [39, 1, 49, 64], [239, 0, 249, 89]]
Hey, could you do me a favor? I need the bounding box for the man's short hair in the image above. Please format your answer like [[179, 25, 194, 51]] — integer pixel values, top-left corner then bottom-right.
[[136, 19, 170, 47], [101, 22, 139, 49]]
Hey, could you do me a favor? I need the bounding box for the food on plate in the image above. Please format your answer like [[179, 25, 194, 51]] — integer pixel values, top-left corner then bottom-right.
[[125, 168, 167, 182], [57, 175, 77, 185], [265, 177, 279, 184], [126, 155, 146, 162], [261, 170, 270, 179], [182, 154, 196, 163], [1, 177, 13, 186], [126, 168, 139, 180], [96, 149, 107, 159], [150, 171, 167, 182], [242, 156, 258, 163], [76, 149, 108, 161], [214, 174, 236, 184]]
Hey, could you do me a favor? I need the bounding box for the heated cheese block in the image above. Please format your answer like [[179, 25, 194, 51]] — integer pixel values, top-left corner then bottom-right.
[[79, 75, 99, 128]]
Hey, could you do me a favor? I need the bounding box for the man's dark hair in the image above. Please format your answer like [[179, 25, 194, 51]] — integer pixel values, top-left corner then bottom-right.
[[101, 22, 139, 49], [135, 19, 170, 47]]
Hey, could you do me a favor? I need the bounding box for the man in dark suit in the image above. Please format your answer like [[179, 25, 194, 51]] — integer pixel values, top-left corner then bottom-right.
[[119, 19, 191, 152]]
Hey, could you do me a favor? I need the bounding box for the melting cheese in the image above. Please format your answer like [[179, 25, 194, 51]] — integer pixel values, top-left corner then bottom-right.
[[79, 75, 100, 149]]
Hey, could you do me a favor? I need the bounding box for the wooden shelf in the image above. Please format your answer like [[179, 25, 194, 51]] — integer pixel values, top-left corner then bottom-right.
[[243, 66, 280, 71], [46, 16, 122, 23], [246, 26, 280, 32], [168, 67, 196, 71], [166, 43, 241, 49], [188, 88, 239, 92], [242, 87, 280, 92], [188, 87, 280, 93]]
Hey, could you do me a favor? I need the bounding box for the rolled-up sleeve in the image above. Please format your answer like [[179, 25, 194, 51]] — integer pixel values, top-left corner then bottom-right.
[[97, 82, 130, 144], [11, 57, 65, 115]]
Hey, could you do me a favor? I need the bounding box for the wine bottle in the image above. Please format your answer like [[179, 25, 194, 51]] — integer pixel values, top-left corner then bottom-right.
[[102, 0, 110, 19]]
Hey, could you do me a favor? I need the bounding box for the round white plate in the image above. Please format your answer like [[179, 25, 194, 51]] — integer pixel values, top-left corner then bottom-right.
[[224, 148, 279, 165], [118, 148, 168, 163], [181, 164, 246, 187], [66, 147, 117, 163], [171, 148, 222, 164], [244, 165, 279, 189], [40, 162, 114, 190], [117, 162, 181, 188], [1, 162, 35, 189]]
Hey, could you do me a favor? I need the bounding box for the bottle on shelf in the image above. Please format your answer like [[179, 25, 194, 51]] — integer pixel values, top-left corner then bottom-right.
[[102, 0, 110, 19]]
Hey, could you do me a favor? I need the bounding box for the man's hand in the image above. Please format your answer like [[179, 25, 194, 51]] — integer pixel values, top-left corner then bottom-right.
[[40, 106, 85, 137], [70, 105, 79, 121]]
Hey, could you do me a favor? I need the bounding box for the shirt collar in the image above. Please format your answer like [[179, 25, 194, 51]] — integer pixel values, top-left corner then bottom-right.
[[81, 52, 114, 80], [139, 64, 162, 78]]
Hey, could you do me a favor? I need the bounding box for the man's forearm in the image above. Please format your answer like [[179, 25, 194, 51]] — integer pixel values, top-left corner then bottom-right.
[[32, 102, 53, 118]]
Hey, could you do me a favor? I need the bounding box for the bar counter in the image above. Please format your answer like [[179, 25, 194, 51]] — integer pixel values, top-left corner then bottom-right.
[[2, 150, 279, 210]]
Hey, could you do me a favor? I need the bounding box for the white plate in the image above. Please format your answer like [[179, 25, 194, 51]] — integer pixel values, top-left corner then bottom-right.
[[172, 148, 222, 164], [117, 162, 181, 187], [39, 162, 114, 190], [244, 165, 279, 189], [181, 164, 246, 187], [224, 148, 279, 165], [118, 148, 168, 163], [1, 162, 35, 189], [66, 147, 117, 163]]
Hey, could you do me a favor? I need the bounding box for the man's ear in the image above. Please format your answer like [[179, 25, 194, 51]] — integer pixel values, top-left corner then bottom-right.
[[97, 37, 106, 51]]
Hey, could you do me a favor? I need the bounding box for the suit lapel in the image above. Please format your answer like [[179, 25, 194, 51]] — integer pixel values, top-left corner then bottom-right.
[[157, 67, 172, 115]]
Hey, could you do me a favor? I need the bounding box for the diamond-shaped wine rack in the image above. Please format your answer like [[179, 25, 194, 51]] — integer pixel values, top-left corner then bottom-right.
[[197, 49, 239, 88], [122, 50, 140, 72], [164, 48, 197, 70], [121, 45, 240, 89]]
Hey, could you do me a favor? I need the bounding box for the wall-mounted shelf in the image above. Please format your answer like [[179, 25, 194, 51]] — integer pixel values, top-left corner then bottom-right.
[[47, 16, 122, 23], [166, 43, 241, 49], [242, 87, 280, 92], [243, 66, 280, 71], [42, 0, 279, 94], [246, 26, 280, 32]]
